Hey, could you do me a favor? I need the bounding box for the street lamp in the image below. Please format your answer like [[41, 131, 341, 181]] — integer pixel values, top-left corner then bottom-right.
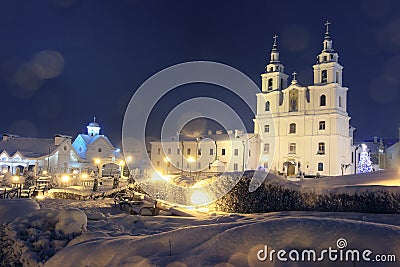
[[118, 159, 125, 178], [164, 157, 170, 174], [187, 157, 195, 177], [126, 155, 133, 163], [93, 158, 102, 177]]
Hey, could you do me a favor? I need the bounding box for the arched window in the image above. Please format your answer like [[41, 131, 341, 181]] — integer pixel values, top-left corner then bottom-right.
[[321, 70, 327, 83], [320, 95, 326, 106], [289, 123, 296, 134], [265, 101, 270, 111], [268, 78, 273, 90]]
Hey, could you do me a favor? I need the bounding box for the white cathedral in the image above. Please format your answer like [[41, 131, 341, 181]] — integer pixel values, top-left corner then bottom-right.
[[254, 22, 353, 176], [150, 23, 355, 177]]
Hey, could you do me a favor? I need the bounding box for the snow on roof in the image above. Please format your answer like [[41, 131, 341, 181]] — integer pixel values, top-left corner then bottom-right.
[[77, 134, 115, 149], [0, 136, 58, 158]]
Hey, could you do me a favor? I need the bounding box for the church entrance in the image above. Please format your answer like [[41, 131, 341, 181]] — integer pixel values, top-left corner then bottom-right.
[[283, 161, 296, 176]]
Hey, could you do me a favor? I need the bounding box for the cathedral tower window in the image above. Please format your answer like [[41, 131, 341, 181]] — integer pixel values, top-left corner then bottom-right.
[[319, 121, 326, 130], [264, 124, 270, 133], [320, 95, 326, 106], [268, 78, 273, 90], [289, 123, 296, 134], [265, 101, 270, 111], [321, 70, 327, 83], [318, 143, 325, 154]]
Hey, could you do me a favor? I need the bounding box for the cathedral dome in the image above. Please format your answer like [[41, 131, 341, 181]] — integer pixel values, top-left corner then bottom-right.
[[88, 121, 100, 127], [87, 117, 101, 136]]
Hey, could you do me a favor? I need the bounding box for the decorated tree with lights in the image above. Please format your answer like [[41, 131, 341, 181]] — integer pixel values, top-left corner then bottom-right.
[[357, 144, 373, 174]]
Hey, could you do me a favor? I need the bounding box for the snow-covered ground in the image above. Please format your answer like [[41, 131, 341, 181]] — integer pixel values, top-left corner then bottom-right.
[[1, 169, 399, 266]]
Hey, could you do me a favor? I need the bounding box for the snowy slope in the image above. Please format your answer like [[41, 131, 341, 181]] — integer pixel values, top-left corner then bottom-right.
[[45, 211, 400, 267]]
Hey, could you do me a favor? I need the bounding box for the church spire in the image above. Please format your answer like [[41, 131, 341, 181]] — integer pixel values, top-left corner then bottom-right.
[[322, 21, 334, 52], [270, 34, 280, 63], [324, 20, 331, 39], [313, 21, 342, 85], [262, 34, 288, 92], [291, 71, 298, 85]]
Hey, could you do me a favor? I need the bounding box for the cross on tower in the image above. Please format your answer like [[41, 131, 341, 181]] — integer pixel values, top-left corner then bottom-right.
[[325, 20, 331, 34], [273, 34, 278, 46], [292, 71, 297, 81]]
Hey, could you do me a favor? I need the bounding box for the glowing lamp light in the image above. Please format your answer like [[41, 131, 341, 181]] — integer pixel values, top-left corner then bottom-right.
[[94, 158, 101, 164], [150, 171, 171, 182], [126, 155, 133, 163], [12, 176, 19, 182], [119, 159, 125, 166], [35, 195, 46, 200], [2, 169, 8, 174], [187, 157, 195, 163], [61, 175, 70, 183], [151, 171, 164, 181], [81, 173, 88, 179], [42, 170, 48, 175], [190, 190, 211, 205]]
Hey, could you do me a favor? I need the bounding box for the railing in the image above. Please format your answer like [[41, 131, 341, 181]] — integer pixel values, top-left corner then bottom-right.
[[0, 185, 22, 199]]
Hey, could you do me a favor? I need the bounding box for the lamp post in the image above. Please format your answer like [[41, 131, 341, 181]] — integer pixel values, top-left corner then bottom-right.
[[187, 157, 195, 177], [242, 140, 246, 172], [180, 142, 184, 175], [125, 155, 133, 183], [94, 158, 101, 177], [118, 160, 125, 178], [164, 157, 170, 175]]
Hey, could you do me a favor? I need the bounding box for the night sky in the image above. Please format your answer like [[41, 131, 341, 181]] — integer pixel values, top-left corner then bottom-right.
[[0, 0, 399, 148]]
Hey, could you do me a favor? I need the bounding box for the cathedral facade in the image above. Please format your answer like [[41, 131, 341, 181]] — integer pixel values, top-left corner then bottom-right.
[[254, 23, 353, 176]]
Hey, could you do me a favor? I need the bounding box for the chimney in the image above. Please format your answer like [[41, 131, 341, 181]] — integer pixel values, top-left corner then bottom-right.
[[373, 136, 378, 144], [54, 134, 71, 146]]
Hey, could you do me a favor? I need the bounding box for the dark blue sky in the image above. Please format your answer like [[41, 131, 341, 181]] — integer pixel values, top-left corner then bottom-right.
[[0, 0, 399, 147]]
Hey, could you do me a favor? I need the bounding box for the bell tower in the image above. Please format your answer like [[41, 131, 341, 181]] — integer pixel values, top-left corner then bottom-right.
[[313, 21, 343, 85], [261, 34, 288, 92]]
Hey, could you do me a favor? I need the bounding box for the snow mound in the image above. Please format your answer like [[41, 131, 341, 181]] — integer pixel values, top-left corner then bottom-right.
[[0, 199, 40, 224], [1, 207, 87, 266], [45, 215, 400, 267], [56, 208, 87, 235]]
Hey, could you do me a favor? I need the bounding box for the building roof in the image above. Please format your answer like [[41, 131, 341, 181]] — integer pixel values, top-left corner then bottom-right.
[[151, 132, 259, 143], [0, 136, 57, 158], [76, 134, 114, 148], [88, 122, 100, 127]]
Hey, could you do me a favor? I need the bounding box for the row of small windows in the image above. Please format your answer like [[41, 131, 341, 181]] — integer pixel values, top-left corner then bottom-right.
[[263, 142, 325, 155], [263, 121, 326, 134], [264, 95, 342, 110], [157, 147, 246, 157]]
